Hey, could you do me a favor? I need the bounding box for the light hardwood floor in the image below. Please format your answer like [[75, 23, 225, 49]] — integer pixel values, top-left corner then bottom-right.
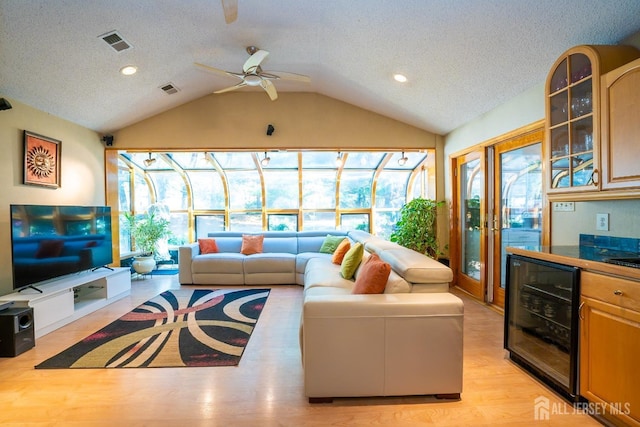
[[0, 275, 602, 426]]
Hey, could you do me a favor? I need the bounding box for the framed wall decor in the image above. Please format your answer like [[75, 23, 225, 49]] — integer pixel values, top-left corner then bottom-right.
[[23, 130, 61, 188]]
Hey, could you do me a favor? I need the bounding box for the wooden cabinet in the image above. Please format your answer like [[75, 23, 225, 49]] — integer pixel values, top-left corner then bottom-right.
[[545, 45, 639, 194], [601, 58, 640, 190], [580, 270, 640, 426]]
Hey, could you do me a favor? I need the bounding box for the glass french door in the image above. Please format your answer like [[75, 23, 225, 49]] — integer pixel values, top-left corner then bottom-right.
[[491, 131, 544, 308], [451, 128, 544, 307], [453, 150, 485, 300]]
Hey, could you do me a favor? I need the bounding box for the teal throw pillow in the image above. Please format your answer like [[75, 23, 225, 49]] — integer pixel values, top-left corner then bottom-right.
[[319, 234, 346, 254], [340, 242, 364, 280]]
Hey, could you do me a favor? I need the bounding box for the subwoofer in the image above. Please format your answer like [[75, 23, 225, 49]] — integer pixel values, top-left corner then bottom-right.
[[0, 307, 35, 357]]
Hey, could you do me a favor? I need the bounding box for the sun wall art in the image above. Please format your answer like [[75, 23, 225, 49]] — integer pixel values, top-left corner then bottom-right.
[[23, 130, 61, 188]]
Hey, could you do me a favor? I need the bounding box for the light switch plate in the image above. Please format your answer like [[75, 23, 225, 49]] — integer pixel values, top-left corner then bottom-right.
[[553, 202, 575, 212], [596, 213, 609, 231]]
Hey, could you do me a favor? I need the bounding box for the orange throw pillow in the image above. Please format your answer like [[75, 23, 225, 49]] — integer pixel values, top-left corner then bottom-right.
[[198, 238, 218, 254], [352, 254, 391, 294], [331, 239, 351, 264], [241, 234, 264, 255]]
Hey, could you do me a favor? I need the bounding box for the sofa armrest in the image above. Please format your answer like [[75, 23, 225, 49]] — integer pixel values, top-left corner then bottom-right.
[[302, 293, 464, 398], [178, 243, 199, 284]]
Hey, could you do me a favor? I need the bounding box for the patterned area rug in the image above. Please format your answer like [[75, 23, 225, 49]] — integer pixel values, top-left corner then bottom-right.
[[35, 288, 269, 369]]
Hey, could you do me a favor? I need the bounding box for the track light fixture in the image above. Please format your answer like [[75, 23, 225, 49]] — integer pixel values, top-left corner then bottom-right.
[[398, 151, 408, 166], [261, 151, 271, 166], [143, 152, 157, 167], [335, 152, 343, 167]]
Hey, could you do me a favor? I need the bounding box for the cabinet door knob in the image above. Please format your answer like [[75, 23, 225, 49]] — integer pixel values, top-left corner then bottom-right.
[[613, 289, 624, 296]]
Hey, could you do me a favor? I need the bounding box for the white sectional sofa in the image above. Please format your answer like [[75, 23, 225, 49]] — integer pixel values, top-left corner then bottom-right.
[[178, 230, 464, 402]]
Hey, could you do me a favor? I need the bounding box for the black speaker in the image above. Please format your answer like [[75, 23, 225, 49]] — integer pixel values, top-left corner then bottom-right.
[[266, 124, 275, 136], [102, 135, 114, 146], [0, 98, 12, 111], [0, 307, 35, 357]]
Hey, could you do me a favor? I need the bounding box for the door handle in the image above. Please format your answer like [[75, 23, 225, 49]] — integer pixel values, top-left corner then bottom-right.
[[579, 301, 585, 320]]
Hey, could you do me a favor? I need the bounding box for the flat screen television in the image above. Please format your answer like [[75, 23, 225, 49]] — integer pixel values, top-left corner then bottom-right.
[[10, 204, 114, 290]]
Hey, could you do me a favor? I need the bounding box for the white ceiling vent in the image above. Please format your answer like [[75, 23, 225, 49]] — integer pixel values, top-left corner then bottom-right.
[[159, 83, 180, 95], [99, 31, 131, 52]]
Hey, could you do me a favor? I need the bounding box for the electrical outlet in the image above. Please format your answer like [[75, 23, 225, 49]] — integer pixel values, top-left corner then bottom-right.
[[596, 213, 609, 231], [553, 202, 575, 212]]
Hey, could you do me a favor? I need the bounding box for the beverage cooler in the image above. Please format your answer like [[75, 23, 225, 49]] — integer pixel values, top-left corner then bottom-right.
[[504, 254, 580, 401]]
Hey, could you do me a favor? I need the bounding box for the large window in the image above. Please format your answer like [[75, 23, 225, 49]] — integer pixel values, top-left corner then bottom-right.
[[117, 150, 436, 245]]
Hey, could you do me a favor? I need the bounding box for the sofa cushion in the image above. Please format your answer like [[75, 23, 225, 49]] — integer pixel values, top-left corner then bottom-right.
[[192, 253, 245, 274], [262, 237, 298, 254], [331, 239, 351, 264], [241, 234, 264, 255], [352, 254, 391, 294], [380, 248, 453, 284], [297, 231, 349, 253], [304, 259, 354, 292], [243, 253, 296, 274], [304, 285, 353, 298], [340, 242, 364, 280], [206, 237, 241, 253], [319, 235, 346, 254], [383, 269, 412, 294], [363, 238, 400, 255], [198, 238, 218, 254], [296, 252, 331, 275]]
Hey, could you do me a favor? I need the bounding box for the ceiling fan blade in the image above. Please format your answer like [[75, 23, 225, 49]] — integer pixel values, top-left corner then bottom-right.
[[262, 71, 311, 83], [243, 50, 269, 73], [214, 82, 247, 94], [261, 79, 278, 101], [221, 0, 238, 24], [194, 62, 239, 79]]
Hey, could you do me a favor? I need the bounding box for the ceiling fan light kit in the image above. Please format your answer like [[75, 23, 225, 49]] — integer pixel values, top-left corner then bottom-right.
[[221, 0, 238, 24], [195, 46, 310, 101]]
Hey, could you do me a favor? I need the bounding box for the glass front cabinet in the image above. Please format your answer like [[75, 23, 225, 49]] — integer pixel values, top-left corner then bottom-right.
[[545, 45, 640, 194]]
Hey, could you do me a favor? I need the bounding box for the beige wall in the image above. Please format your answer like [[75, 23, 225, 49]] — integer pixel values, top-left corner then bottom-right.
[[0, 98, 104, 296], [113, 92, 438, 150], [552, 200, 640, 245]]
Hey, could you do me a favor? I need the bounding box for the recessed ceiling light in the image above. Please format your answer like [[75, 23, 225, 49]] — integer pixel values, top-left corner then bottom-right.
[[120, 65, 137, 76], [393, 73, 407, 83]]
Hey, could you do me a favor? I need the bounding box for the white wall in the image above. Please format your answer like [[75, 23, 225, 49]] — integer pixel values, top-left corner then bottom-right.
[[0, 98, 104, 296]]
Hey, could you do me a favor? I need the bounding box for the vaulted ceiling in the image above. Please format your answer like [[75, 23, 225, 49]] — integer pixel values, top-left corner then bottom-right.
[[1, 0, 639, 135]]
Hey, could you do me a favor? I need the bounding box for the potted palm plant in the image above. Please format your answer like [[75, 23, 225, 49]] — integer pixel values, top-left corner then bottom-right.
[[125, 212, 172, 274], [390, 197, 444, 259]]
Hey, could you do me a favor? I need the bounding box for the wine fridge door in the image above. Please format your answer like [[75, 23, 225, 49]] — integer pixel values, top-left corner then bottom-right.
[[504, 254, 580, 401]]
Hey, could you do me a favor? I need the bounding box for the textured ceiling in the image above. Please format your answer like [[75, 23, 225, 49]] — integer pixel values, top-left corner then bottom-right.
[[1, 0, 640, 135]]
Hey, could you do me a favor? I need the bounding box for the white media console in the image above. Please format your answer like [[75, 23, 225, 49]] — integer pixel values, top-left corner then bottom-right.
[[0, 267, 131, 339]]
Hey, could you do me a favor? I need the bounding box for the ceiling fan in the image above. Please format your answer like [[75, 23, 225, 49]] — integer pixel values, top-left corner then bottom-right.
[[221, 0, 238, 24], [195, 46, 311, 101]]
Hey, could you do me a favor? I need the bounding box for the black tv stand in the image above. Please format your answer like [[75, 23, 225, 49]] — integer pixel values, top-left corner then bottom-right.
[[92, 265, 114, 272], [18, 285, 43, 294]]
